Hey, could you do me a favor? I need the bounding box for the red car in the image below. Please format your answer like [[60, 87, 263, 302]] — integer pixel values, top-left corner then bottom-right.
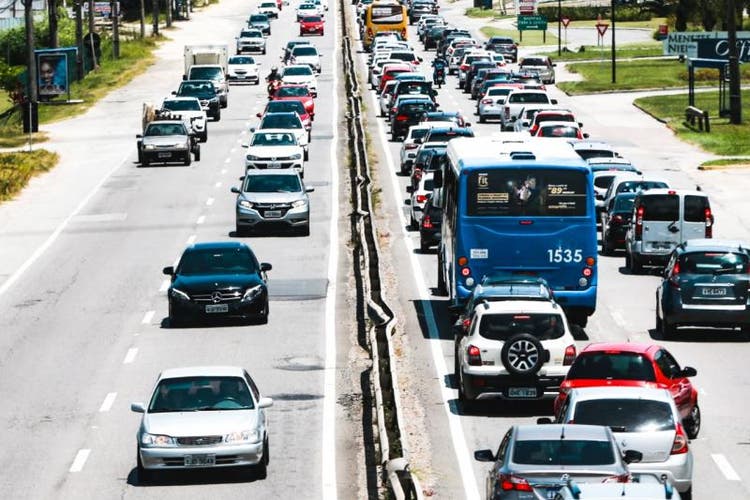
[[269, 84, 315, 119], [258, 99, 312, 132], [379, 63, 413, 92], [299, 15, 325, 36], [553, 343, 700, 439]]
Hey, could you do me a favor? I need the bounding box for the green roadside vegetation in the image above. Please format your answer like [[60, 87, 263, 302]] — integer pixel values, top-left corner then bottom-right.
[[635, 90, 750, 156], [558, 59, 750, 95], [465, 7, 503, 19], [546, 42, 663, 61], [568, 17, 667, 29], [0, 150, 59, 200], [481, 26, 558, 46]]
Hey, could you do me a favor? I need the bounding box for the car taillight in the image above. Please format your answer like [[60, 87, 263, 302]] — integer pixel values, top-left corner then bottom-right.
[[416, 194, 427, 203], [672, 423, 689, 454], [401, 28, 407, 39], [705, 207, 713, 238], [635, 206, 644, 240], [467, 345, 482, 366], [563, 344, 576, 365], [611, 214, 623, 224], [498, 473, 533, 492], [481, 98, 492, 104], [461, 318, 471, 331], [422, 215, 433, 229], [396, 115, 408, 121], [529, 124, 538, 134], [405, 143, 419, 149], [577, 130, 583, 140]]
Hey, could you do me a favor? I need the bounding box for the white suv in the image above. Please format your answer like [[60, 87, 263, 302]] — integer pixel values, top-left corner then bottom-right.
[[455, 300, 576, 412]]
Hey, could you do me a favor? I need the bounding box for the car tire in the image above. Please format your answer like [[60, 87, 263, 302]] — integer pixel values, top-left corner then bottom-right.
[[420, 235, 429, 253], [684, 404, 701, 439], [194, 145, 201, 162], [200, 131, 208, 143], [300, 223, 310, 237], [214, 111, 221, 122], [660, 313, 676, 339], [478, 115, 485, 123], [391, 130, 399, 142], [141, 157, 149, 168], [628, 252, 642, 274], [681, 488, 692, 500], [568, 310, 588, 328], [409, 213, 418, 231], [137, 447, 154, 483], [256, 438, 269, 479], [501, 333, 545, 376], [257, 301, 269, 324], [184, 153, 191, 166], [262, 48, 267, 55], [304, 149, 309, 161]]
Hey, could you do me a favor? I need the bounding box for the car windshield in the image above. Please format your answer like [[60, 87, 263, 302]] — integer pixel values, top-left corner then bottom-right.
[[513, 439, 615, 466], [571, 399, 675, 432], [178, 247, 259, 275], [261, 114, 301, 129], [261, 2, 275, 7], [250, 14, 268, 21], [478, 313, 565, 341], [277, 86, 309, 97], [241, 30, 263, 38], [679, 251, 749, 274], [302, 15, 322, 22], [299, 3, 315, 8], [284, 66, 313, 76], [521, 58, 548, 66], [189, 67, 223, 80], [613, 194, 636, 212], [509, 92, 549, 103], [149, 376, 254, 412], [567, 352, 656, 381], [162, 100, 201, 111], [267, 101, 305, 114], [145, 123, 187, 136], [230, 56, 256, 64], [244, 174, 302, 193], [251, 132, 297, 146], [293, 47, 318, 56]]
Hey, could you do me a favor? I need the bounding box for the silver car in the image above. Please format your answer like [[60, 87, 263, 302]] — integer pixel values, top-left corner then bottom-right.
[[232, 170, 313, 236], [475, 424, 641, 500], [556, 387, 693, 496], [131, 366, 273, 482]]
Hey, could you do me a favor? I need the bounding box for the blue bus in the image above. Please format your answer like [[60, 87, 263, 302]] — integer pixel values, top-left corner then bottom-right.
[[435, 138, 598, 326]]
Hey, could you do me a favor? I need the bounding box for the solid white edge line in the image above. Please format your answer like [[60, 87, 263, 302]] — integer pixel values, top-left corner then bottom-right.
[[321, 6, 340, 499], [711, 453, 741, 481], [0, 152, 131, 298], [369, 87, 481, 500], [141, 310, 155, 325], [69, 449, 91, 472], [99, 392, 117, 412], [123, 348, 138, 364]]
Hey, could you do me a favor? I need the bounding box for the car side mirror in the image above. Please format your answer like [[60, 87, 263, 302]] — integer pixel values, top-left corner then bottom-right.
[[256, 112, 262, 118], [623, 450, 643, 464], [414, 138, 423, 144], [171, 91, 177, 95], [465, 122, 471, 127], [182, 74, 187, 81], [583, 132, 590, 139], [305, 187, 315, 193], [406, 185, 413, 193], [258, 397, 273, 409], [136, 134, 143, 139], [552, 63, 557, 67], [474, 449, 495, 462], [551, 99, 558, 105], [231, 186, 241, 194], [595, 193, 604, 200], [162, 266, 175, 276], [536, 417, 553, 425], [130, 402, 145, 413], [681, 366, 697, 377], [404, 198, 411, 205], [578, 122, 583, 128], [249, 127, 256, 132], [260, 262, 272, 272]]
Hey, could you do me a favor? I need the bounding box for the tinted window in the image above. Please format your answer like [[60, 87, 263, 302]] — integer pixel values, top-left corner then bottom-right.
[[293, 47, 318, 56], [521, 58, 549, 66], [426, 130, 474, 142], [639, 194, 678, 221], [613, 194, 635, 212], [617, 181, 668, 196], [302, 15, 322, 21], [509, 93, 549, 104], [572, 399, 675, 432], [370, 4, 404, 23], [467, 169, 588, 217], [267, 101, 305, 114], [284, 66, 313, 76], [513, 440, 614, 466], [479, 313, 565, 341], [594, 175, 615, 189], [162, 99, 201, 111], [538, 125, 579, 138], [401, 102, 435, 113], [179, 247, 259, 275], [679, 251, 748, 274], [149, 376, 254, 412], [230, 56, 256, 64], [251, 132, 296, 146], [261, 115, 301, 129], [684, 195, 710, 222], [577, 149, 615, 160], [250, 14, 268, 21], [277, 86, 308, 97], [244, 174, 302, 193], [145, 123, 187, 136], [567, 352, 656, 381]]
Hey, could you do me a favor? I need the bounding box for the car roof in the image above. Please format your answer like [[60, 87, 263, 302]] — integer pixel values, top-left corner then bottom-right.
[[253, 127, 302, 135], [159, 366, 246, 380], [569, 386, 674, 403], [635, 188, 706, 197], [148, 119, 184, 125], [679, 238, 748, 252], [580, 342, 656, 355], [477, 299, 561, 315], [515, 424, 612, 441]]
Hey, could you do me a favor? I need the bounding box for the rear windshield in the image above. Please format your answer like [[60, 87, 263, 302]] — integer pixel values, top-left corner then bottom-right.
[[401, 102, 435, 113], [467, 169, 588, 217], [538, 125, 579, 138], [571, 399, 675, 432], [679, 251, 749, 274], [538, 113, 574, 124], [521, 58, 549, 67], [567, 352, 656, 381], [513, 440, 614, 466], [426, 130, 474, 142], [478, 313, 565, 341], [508, 92, 549, 104], [684, 195, 710, 222], [410, 128, 429, 140], [638, 194, 678, 221], [577, 149, 616, 160], [613, 195, 636, 212], [594, 175, 615, 190], [616, 180, 668, 196], [293, 46, 318, 56]]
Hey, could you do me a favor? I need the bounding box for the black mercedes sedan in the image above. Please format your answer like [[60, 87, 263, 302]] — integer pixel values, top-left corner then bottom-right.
[[164, 242, 271, 327]]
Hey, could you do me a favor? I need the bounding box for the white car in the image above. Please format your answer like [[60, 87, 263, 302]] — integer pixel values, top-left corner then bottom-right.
[[501, 89, 557, 130], [160, 97, 208, 142], [369, 58, 400, 89], [281, 64, 318, 96], [477, 86, 514, 122], [408, 172, 434, 230], [399, 121, 455, 175], [289, 45, 322, 73], [256, 1, 279, 17], [243, 129, 305, 177], [236, 28, 266, 54], [251, 111, 310, 160], [227, 55, 260, 84], [296, 2, 322, 20]]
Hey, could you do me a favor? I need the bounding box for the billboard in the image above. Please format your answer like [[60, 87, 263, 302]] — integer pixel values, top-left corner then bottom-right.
[[37, 52, 68, 97]]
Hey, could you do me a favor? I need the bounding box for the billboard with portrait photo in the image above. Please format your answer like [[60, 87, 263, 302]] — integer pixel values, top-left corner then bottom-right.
[[37, 53, 68, 97]]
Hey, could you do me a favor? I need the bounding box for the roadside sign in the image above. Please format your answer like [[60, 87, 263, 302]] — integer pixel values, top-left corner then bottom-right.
[[596, 23, 608, 37], [517, 15, 548, 31], [561, 16, 570, 28]]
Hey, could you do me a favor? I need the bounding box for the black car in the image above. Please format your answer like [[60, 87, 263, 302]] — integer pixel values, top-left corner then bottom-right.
[[438, 30, 471, 57], [174, 80, 221, 121], [390, 98, 437, 141], [419, 110, 470, 128], [248, 13, 271, 36], [423, 25, 448, 49], [464, 61, 496, 92], [601, 193, 636, 255], [392, 79, 437, 103], [410, 146, 446, 191], [421, 126, 474, 146], [164, 242, 272, 326], [656, 239, 750, 338], [419, 193, 442, 252], [484, 35, 517, 62], [409, 0, 436, 24]]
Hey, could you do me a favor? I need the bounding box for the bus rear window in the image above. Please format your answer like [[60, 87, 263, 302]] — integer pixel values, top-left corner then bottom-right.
[[466, 169, 588, 217], [370, 5, 404, 23]]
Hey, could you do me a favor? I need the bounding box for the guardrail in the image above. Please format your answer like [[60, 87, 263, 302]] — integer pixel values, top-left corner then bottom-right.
[[685, 105, 710, 132], [339, 1, 423, 497]]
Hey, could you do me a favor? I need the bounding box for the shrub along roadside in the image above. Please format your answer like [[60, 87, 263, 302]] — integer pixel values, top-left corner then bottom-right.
[[0, 149, 59, 201]]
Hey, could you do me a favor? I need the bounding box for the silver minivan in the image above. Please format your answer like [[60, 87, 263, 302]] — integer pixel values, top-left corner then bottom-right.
[[625, 189, 713, 273]]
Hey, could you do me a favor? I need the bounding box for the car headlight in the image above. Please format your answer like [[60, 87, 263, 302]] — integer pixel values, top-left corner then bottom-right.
[[291, 199, 307, 208], [224, 429, 260, 444], [144, 144, 155, 150], [239, 199, 255, 210], [246, 154, 260, 161], [291, 153, 302, 160], [170, 288, 190, 301], [242, 284, 264, 302], [141, 433, 177, 447]]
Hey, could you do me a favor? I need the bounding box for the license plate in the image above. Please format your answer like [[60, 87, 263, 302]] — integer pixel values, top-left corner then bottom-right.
[[158, 152, 172, 158], [508, 387, 537, 398], [264, 210, 282, 218], [205, 304, 229, 313], [701, 287, 730, 297], [184, 454, 216, 467], [269, 161, 281, 168]]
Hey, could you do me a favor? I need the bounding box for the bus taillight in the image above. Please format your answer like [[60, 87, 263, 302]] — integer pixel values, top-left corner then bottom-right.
[[458, 256, 468, 266], [461, 267, 471, 277]]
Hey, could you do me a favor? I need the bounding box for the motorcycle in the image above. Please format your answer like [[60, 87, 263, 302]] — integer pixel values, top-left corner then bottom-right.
[[433, 64, 446, 88], [266, 78, 282, 97]]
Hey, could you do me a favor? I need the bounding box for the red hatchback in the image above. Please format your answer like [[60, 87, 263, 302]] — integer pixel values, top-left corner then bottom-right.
[[299, 15, 325, 36], [379, 63, 413, 92], [554, 343, 700, 439], [269, 84, 315, 119]]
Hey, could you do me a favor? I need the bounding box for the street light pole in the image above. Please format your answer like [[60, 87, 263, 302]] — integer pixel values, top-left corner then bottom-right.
[[726, 0, 742, 123], [557, 0, 561, 56], [611, 0, 616, 83]]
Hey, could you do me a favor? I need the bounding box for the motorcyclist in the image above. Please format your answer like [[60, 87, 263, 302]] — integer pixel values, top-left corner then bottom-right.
[[266, 65, 282, 83], [432, 56, 448, 85]]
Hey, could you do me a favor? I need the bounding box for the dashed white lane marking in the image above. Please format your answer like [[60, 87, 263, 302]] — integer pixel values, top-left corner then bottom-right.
[[712, 454, 741, 481], [69, 449, 91, 472], [99, 392, 117, 412], [196, 215, 206, 225], [206, 197, 215, 206], [215, 181, 222, 188], [230, 148, 236, 154], [608, 306, 627, 329], [221, 168, 228, 174], [159, 279, 170, 292], [141, 310, 155, 324], [123, 348, 138, 364], [224, 157, 231, 164]]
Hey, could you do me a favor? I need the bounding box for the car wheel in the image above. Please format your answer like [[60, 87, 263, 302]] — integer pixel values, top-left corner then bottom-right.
[[501, 333, 545, 376], [601, 236, 612, 256], [256, 438, 269, 479], [300, 223, 310, 237], [257, 301, 269, 324], [391, 130, 399, 142], [215, 111, 221, 122], [262, 48, 267, 54], [660, 313, 676, 339], [409, 213, 418, 231], [681, 488, 693, 500], [568, 310, 588, 328], [420, 235, 429, 253], [184, 152, 192, 166], [137, 447, 154, 483], [141, 157, 149, 168], [303, 149, 309, 161], [200, 131, 208, 143], [628, 252, 642, 274], [137, 147, 142, 164], [478, 115, 485, 123], [684, 404, 701, 439]]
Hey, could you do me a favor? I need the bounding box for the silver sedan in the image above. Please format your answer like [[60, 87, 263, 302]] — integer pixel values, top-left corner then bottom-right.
[[131, 366, 273, 482]]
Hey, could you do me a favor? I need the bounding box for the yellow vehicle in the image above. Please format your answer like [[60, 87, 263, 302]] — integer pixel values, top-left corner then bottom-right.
[[364, 2, 408, 47]]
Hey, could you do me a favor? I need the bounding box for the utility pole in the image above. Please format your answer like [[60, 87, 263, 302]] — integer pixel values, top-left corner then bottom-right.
[[23, 0, 37, 104], [75, 0, 84, 79], [153, 0, 160, 36], [557, 0, 561, 57], [49, 0, 59, 48], [166, 0, 172, 27], [611, 0, 616, 83], [88, 0, 98, 68], [726, 0, 742, 123], [139, 0, 146, 38], [112, 0, 120, 58]]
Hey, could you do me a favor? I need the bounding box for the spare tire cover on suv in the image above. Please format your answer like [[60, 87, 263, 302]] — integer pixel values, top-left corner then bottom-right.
[[501, 333, 545, 375]]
